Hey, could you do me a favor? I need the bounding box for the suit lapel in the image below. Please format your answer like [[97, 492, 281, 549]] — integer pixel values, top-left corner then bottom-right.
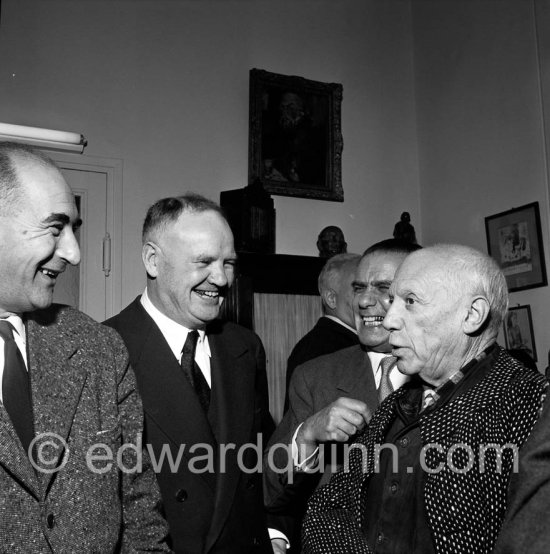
[[120, 301, 217, 491], [205, 324, 255, 552], [26, 314, 87, 493], [0, 404, 40, 498], [336, 346, 379, 410]]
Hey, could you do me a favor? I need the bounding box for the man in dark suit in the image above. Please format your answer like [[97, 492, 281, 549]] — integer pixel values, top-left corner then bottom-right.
[[493, 393, 550, 554], [0, 142, 169, 552], [302, 244, 548, 554], [106, 194, 278, 553], [284, 253, 360, 404], [265, 239, 420, 552]]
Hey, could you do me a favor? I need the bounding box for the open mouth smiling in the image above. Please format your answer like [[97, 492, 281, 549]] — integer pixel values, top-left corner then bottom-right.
[[39, 267, 62, 279], [361, 315, 384, 327], [194, 289, 220, 300]]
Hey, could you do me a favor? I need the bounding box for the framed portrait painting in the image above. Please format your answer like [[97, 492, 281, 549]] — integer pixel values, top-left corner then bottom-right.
[[485, 202, 547, 292], [248, 68, 343, 202], [503, 304, 537, 361]]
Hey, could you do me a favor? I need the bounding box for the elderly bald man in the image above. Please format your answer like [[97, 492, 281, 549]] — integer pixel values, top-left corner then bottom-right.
[[303, 244, 548, 554]]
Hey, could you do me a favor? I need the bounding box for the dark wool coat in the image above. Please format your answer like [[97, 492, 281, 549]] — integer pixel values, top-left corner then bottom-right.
[[302, 347, 548, 554], [0, 305, 170, 553]]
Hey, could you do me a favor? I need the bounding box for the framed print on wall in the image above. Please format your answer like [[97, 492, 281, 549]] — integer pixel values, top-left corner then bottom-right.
[[503, 304, 537, 361], [248, 68, 343, 202], [485, 201, 547, 292]]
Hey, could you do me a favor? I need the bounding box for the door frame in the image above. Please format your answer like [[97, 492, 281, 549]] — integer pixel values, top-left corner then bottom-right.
[[51, 152, 123, 319]]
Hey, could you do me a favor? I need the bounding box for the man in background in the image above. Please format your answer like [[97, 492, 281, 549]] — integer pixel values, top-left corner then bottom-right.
[[303, 244, 548, 554], [285, 253, 360, 402], [0, 142, 169, 552], [265, 239, 420, 552], [493, 393, 550, 554], [106, 194, 279, 553]]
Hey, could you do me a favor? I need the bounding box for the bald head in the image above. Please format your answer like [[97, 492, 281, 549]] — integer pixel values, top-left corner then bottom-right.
[[384, 244, 508, 386], [0, 142, 60, 216], [414, 244, 508, 335]]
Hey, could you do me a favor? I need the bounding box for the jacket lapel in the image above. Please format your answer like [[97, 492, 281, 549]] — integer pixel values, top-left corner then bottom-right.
[[336, 346, 379, 411], [26, 313, 88, 493], [0, 404, 40, 498], [205, 325, 255, 552], [121, 302, 217, 491]]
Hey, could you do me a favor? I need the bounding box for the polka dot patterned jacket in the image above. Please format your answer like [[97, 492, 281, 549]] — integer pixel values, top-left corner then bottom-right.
[[302, 347, 548, 554]]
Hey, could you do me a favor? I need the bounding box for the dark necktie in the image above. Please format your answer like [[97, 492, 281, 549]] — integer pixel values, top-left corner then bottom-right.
[[181, 330, 210, 413], [0, 321, 35, 453], [378, 355, 396, 403]]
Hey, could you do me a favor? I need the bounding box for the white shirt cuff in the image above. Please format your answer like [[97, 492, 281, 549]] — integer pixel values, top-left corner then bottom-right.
[[291, 423, 320, 471], [269, 528, 290, 548]]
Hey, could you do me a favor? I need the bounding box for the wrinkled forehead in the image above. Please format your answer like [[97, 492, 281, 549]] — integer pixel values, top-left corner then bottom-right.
[[16, 158, 75, 208], [391, 251, 449, 294]]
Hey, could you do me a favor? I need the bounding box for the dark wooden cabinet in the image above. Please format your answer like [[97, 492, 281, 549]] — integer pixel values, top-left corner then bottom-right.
[[221, 252, 324, 328]]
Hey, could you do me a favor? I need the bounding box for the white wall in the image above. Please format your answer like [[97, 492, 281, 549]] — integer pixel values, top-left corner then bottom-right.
[[0, 0, 421, 307], [412, 0, 550, 370]]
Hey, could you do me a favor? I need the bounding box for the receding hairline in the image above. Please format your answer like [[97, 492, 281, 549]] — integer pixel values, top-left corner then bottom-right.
[[398, 243, 509, 334], [318, 253, 361, 293], [0, 143, 63, 214]]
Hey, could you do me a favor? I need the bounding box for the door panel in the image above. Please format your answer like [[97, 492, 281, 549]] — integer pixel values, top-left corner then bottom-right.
[[53, 168, 108, 322]]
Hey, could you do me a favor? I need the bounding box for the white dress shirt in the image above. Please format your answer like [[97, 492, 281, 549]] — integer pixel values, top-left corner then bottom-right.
[[0, 315, 27, 403], [140, 289, 212, 386]]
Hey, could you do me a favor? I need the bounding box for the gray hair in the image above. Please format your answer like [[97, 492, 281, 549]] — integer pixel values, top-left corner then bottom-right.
[[318, 253, 361, 300], [428, 244, 509, 336], [0, 142, 59, 215]]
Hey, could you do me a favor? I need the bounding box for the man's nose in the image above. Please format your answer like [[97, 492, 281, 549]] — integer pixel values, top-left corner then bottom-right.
[[383, 303, 398, 331], [357, 290, 375, 308], [57, 229, 81, 266], [209, 262, 229, 287]]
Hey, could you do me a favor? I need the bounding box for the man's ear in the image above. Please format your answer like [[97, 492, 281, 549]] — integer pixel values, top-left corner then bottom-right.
[[463, 296, 490, 334], [322, 288, 337, 310], [142, 242, 160, 278]]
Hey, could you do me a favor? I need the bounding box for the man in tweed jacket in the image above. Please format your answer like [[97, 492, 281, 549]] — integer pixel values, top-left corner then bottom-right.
[[0, 143, 170, 552], [303, 244, 548, 554]]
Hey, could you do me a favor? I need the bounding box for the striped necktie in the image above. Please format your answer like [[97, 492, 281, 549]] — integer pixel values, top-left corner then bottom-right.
[[378, 355, 396, 403]]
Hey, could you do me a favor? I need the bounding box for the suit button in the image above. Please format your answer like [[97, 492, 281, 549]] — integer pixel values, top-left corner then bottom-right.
[[252, 537, 260, 547], [46, 513, 55, 529], [175, 489, 188, 502]]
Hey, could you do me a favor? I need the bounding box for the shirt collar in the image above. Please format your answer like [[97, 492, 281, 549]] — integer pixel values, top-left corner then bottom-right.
[[420, 344, 497, 413], [368, 351, 393, 377], [323, 315, 357, 334], [0, 315, 25, 341], [140, 288, 210, 360]]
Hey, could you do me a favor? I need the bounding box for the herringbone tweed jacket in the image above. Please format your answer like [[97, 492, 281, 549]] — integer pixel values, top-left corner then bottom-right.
[[303, 347, 548, 554], [0, 305, 170, 553]]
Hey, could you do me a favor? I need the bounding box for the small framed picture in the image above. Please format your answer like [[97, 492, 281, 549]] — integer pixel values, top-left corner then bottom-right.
[[485, 201, 547, 292], [503, 305, 537, 361], [248, 68, 343, 202]]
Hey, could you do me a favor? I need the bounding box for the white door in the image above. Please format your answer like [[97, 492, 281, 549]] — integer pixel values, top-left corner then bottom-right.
[[50, 155, 122, 322]]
